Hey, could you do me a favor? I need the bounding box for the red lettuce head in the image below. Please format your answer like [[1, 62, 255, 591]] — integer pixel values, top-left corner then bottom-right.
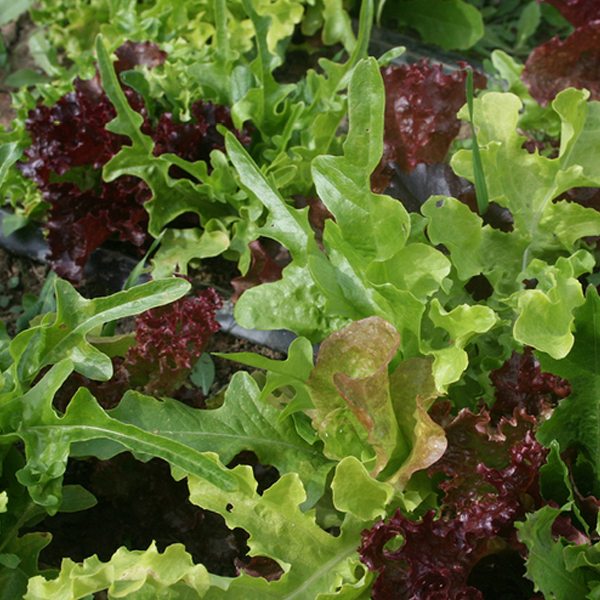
[[372, 60, 486, 192]]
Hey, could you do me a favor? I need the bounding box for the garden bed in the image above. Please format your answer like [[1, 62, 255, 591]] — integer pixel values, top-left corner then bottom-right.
[[1, 1, 600, 600]]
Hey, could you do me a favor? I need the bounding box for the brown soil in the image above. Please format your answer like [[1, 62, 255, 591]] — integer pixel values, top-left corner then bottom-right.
[[0, 13, 38, 129], [0, 249, 48, 334]]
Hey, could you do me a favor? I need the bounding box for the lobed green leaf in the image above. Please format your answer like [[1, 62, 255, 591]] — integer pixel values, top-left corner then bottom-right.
[[25, 542, 210, 600], [188, 465, 374, 599]]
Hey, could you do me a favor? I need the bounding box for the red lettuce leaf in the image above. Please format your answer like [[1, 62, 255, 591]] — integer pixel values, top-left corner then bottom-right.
[[372, 60, 486, 191], [54, 287, 223, 410], [44, 178, 150, 281], [427, 406, 547, 518], [234, 556, 284, 581], [152, 101, 252, 179], [540, 0, 600, 27], [293, 195, 335, 235], [114, 40, 168, 73], [19, 88, 122, 185], [522, 21, 600, 106], [124, 287, 223, 396], [359, 509, 489, 600], [488, 348, 572, 425]]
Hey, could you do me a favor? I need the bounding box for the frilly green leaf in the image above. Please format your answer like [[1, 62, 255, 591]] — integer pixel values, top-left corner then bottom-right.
[[25, 542, 210, 600], [421, 196, 483, 281], [509, 252, 592, 359], [424, 299, 498, 391], [215, 336, 315, 418], [517, 505, 591, 600], [89, 371, 334, 508], [537, 285, 600, 489], [188, 464, 373, 599]]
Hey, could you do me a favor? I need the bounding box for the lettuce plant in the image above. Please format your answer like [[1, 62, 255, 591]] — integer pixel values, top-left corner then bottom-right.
[[2, 1, 600, 598], [523, 0, 600, 106], [29, 0, 357, 77]]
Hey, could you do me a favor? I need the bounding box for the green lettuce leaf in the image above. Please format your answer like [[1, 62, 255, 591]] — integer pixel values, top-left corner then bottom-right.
[[95, 33, 257, 273], [230, 56, 418, 343], [0, 362, 238, 512], [226, 124, 348, 339], [421, 196, 483, 282], [331, 456, 394, 521], [80, 371, 335, 508], [509, 252, 592, 359], [307, 317, 401, 473], [188, 464, 373, 599], [424, 299, 498, 391], [517, 505, 593, 600], [150, 227, 231, 279], [398, 0, 484, 51], [25, 542, 210, 600], [385, 356, 445, 488], [7, 277, 190, 387], [215, 335, 315, 418], [536, 285, 600, 494]]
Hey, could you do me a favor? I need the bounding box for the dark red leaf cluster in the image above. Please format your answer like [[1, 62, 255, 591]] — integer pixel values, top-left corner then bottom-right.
[[54, 287, 222, 410], [19, 87, 122, 185], [152, 100, 251, 180], [43, 179, 151, 281], [372, 60, 486, 191], [360, 406, 548, 600], [18, 41, 251, 282], [360, 509, 488, 600], [522, 1, 600, 105], [488, 348, 571, 425], [123, 286, 223, 396], [540, 0, 600, 28], [358, 348, 574, 600], [522, 21, 600, 106]]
